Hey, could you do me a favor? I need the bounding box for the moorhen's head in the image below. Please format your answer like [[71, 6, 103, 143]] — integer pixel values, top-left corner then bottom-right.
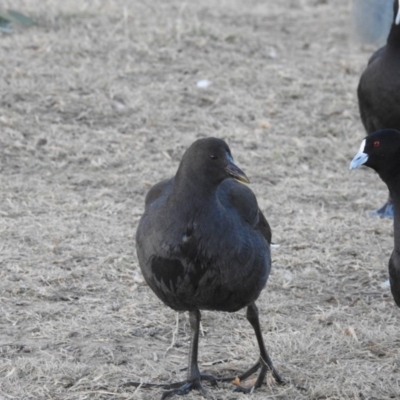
[[178, 137, 249, 186]]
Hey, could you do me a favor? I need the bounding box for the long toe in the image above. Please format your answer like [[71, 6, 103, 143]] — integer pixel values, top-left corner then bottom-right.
[[236, 359, 284, 384], [270, 366, 285, 385], [234, 364, 267, 393], [232, 359, 285, 393], [161, 379, 213, 399], [238, 360, 262, 381], [209, 362, 262, 384], [161, 382, 192, 399], [233, 385, 254, 394], [200, 374, 219, 386]]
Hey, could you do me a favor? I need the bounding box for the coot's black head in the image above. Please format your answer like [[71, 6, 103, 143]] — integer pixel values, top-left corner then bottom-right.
[[350, 129, 400, 178], [178, 137, 249, 185]]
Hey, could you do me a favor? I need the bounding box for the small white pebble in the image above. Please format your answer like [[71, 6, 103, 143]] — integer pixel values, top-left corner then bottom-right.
[[268, 48, 277, 59], [197, 79, 212, 88]]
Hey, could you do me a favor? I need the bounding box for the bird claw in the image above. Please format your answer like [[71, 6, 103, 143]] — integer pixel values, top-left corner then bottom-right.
[[233, 385, 254, 394], [161, 382, 193, 399], [200, 374, 219, 386], [229, 357, 285, 394], [160, 374, 218, 399]]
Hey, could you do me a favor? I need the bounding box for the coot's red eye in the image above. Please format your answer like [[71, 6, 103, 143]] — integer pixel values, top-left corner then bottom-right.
[[374, 141, 380, 147]]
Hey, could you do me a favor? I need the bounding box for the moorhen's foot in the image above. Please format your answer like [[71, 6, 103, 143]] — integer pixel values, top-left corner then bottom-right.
[[199, 374, 218, 386], [232, 358, 285, 393], [243, 358, 284, 384], [371, 202, 394, 219], [123, 374, 218, 391], [161, 376, 212, 399]]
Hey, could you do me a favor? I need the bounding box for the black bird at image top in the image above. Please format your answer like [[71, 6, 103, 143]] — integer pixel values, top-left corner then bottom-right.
[[350, 129, 400, 306], [136, 137, 282, 398], [357, 0, 400, 218]]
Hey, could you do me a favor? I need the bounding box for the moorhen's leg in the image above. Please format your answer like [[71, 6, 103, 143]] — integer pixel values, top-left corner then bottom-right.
[[161, 310, 214, 399], [234, 302, 284, 393]]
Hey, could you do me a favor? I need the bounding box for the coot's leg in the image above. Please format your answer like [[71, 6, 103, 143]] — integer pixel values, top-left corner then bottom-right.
[[371, 193, 394, 219]]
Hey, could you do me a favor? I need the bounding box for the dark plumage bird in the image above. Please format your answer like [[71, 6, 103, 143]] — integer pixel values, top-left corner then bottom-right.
[[357, 0, 400, 218], [136, 137, 282, 398], [350, 129, 400, 306]]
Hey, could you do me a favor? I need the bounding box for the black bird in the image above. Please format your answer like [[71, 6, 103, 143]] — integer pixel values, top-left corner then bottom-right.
[[136, 137, 282, 398], [357, 0, 400, 218], [350, 129, 400, 306]]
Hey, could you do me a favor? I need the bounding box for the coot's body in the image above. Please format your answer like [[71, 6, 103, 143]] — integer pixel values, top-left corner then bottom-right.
[[357, 0, 400, 218]]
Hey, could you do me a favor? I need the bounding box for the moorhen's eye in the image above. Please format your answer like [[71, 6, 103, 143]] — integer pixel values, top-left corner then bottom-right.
[[374, 141, 380, 147], [210, 154, 218, 160]]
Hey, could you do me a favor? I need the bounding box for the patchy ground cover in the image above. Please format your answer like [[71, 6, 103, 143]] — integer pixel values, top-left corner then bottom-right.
[[1, 0, 399, 399]]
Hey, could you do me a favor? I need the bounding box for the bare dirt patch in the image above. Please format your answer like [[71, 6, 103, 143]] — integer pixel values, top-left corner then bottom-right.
[[1, 0, 399, 399]]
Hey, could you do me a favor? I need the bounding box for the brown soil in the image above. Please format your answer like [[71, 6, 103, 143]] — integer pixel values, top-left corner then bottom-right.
[[1, 1, 399, 399]]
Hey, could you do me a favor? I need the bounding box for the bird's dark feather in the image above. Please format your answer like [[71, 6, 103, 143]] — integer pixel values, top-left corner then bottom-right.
[[389, 252, 400, 307], [135, 137, 280, 396], [136, 176, 270, 313], [358, 0, 400, 134]]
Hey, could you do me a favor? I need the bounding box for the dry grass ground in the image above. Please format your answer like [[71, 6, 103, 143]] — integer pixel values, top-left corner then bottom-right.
[[0, 0, 399, 399]]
